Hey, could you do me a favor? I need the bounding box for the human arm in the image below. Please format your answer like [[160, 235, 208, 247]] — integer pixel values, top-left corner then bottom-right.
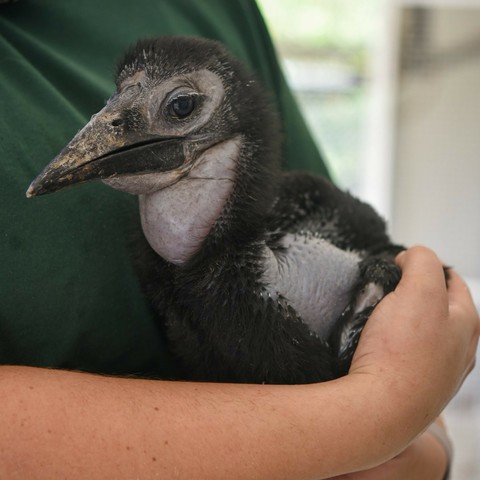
[[330, 417, 450, 480], [0, 370, 451, 480], [331, 248, 478, 480], [0, 246, 478, 480]]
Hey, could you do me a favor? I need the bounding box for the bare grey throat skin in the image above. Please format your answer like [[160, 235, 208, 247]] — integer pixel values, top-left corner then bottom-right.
[[139, 138, 239, 265]]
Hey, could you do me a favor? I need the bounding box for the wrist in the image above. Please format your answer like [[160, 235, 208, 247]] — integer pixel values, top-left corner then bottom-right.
[[338, 371, 437, 463], [294, 374, 426, 475]]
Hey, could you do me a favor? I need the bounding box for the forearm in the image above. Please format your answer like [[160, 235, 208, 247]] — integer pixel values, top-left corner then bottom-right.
[[0, 366, 425, 480], [332, 419, 450, 480]]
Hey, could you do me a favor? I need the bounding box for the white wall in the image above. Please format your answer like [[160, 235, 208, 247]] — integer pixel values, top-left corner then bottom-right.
[[390, 6, 480, 280]]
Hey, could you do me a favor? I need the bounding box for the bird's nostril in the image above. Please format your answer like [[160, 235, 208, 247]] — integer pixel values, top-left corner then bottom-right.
[[111, 118, 124, 127]]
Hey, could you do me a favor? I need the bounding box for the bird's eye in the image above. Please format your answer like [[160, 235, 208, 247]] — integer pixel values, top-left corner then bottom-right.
[[167, 95, 196, 119]]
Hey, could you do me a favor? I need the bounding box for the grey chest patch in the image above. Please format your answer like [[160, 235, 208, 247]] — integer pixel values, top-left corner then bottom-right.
[[261, 233, 361, 338]]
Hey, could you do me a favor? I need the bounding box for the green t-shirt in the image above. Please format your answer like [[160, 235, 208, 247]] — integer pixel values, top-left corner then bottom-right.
[[0, 0, 329, 378]]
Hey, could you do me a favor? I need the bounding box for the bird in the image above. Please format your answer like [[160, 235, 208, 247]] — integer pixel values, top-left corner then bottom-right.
[[27, 36, 404, 384]]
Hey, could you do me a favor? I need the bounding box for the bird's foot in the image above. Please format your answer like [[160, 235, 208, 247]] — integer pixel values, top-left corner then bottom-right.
[[330, 256, 402, 376]]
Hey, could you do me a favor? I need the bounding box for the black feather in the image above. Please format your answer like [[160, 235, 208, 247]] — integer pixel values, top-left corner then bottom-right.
[[119, 37, 406, 384]]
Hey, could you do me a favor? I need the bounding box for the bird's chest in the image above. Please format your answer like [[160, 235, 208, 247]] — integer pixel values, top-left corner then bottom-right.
[[261, 233, 362, 338]]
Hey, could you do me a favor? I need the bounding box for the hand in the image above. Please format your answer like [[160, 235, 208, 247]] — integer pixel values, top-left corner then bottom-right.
[[330, 417, 450, 480], [349, 246, 479, 445]]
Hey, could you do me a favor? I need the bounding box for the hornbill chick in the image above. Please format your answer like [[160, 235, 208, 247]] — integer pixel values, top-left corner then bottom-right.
[[28, 36, 403, 384]]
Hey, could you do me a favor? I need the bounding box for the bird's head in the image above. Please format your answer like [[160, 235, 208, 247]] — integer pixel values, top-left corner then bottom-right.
[[27, 36, 280, 199]]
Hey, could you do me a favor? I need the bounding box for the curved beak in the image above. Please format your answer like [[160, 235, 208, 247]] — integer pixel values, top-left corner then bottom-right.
[[26, 108, 186, 198]]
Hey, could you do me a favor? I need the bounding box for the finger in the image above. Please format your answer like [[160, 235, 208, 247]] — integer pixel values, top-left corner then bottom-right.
[[448, 269, 480, 330], [445, 270, 480, 334], [446, 269, 478, 314], [391, 246, 449, 319], [395, 246, 447, 295], [443, 269, 480, 384], [445, 269, 480, 346]]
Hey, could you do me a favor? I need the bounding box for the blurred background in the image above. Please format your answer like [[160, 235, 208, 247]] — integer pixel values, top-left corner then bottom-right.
[[257, 0, 480, 477]]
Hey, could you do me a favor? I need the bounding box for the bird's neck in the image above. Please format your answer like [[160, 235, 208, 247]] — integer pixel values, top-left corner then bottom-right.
[[139, 137, 241, 265]]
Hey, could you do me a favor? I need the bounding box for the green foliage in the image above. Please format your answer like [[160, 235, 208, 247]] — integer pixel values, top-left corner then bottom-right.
[[257, 0, 384, 190], [257, 0, 383, 63]]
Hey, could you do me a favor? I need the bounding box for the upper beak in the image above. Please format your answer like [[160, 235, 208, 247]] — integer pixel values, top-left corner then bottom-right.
[[26, 108, 186, 197]]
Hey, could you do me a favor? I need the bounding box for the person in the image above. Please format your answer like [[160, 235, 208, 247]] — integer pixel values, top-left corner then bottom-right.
[[0, 1, 478, 478]]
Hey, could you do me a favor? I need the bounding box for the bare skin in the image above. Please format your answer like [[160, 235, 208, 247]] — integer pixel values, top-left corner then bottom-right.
[[331, 418, 449, 479], [0, 246, 478, 479]]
